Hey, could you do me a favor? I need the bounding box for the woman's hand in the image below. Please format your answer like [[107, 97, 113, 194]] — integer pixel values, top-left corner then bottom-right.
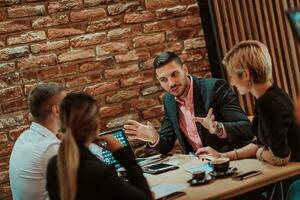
[[195, 146, 222, 159]]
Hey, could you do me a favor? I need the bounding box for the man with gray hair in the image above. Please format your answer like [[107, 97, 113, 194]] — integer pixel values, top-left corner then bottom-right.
[[9, 82, 66, 200]]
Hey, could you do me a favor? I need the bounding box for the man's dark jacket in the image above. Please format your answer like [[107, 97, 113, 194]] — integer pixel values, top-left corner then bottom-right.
[[152, 76, 253, 154]]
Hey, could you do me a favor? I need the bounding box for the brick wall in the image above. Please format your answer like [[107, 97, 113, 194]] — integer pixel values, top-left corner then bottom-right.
[[0, 0, 210, 198]]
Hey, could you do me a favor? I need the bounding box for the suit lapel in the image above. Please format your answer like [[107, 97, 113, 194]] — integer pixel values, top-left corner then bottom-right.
[[192, 77, 207, 146]]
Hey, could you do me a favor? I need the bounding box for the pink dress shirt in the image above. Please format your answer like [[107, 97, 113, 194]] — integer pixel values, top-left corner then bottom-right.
[[175, 76, 202, 151]]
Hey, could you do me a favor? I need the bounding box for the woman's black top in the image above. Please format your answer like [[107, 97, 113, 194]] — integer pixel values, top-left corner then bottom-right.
[[252, 85, 300, 162], [46, 145, 152, 200]]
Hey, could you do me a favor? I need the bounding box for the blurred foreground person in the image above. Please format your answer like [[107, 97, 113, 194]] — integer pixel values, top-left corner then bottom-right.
[[46, 93, 152, 200]]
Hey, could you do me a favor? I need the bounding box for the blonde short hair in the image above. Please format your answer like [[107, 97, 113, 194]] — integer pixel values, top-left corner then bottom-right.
[[222, 40, 272, 83]]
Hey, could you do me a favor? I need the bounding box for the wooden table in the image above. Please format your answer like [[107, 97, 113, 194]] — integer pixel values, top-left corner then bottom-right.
[[145, 154, 300, 200]]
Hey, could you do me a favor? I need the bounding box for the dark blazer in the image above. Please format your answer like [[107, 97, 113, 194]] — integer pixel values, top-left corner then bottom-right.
[[152, 76, 253, 154], [46, 146, 152, 200]]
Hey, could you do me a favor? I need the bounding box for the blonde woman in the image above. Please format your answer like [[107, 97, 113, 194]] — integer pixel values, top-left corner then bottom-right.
[[46, 93, 152, 200], [195, 40, 300, 166]]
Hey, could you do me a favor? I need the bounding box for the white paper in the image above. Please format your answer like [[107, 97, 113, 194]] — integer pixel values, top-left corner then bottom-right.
[[151, 183, 188, 199], [185, 163, 213, 174], [164, 158, 181, 166]]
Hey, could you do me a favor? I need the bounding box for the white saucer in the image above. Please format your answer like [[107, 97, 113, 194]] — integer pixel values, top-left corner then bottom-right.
[[187, 174, 214, 186]]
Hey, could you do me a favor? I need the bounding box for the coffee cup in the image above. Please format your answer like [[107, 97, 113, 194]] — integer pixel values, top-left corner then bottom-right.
[[210, 158, 230, 173], [192, 170, 205, 180]]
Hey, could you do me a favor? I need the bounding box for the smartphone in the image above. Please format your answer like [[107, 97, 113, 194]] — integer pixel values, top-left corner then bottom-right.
[[143, 163, 179, 174], [232, 170, 262, 180]]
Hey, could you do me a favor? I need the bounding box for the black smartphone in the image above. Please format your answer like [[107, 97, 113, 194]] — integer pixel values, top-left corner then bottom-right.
[[232, 170, 262, 180], [143, 163, 179, 174]]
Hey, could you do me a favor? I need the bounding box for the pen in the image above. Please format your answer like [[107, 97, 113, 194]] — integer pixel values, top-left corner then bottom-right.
[[201, 157, 212, 162]]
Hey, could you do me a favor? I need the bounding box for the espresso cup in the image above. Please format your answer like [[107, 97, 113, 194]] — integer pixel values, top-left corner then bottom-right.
[[210, 158, 230, 173], [192, 170, 206, 180]]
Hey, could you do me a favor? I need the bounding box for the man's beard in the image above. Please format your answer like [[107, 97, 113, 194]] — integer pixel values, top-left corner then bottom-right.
[[170, 84, 186, 98]]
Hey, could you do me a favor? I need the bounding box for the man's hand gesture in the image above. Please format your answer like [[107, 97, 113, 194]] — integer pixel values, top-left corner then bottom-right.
[[193, 108, 218, 134], [124, 120, 159, 144]]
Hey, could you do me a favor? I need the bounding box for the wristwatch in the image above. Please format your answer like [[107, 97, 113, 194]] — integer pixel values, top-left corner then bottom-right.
[[215, 122, 224, 135]]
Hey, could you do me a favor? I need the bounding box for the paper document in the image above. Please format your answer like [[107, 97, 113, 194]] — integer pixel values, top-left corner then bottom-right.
[[185, 162, 213, 174], [164, 158, 181, 166], [151, 183, 188, 199]]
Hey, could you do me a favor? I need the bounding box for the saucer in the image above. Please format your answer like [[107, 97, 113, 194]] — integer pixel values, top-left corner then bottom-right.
[[187, 174, 214, 186], [209, 167, 238, 178]]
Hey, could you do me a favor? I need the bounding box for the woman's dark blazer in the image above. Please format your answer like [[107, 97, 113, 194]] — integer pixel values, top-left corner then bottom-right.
[[46, 146, 152, 200]]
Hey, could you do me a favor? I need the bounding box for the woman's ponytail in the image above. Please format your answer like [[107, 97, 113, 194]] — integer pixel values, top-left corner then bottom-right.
[[58, 128, 79, 200]]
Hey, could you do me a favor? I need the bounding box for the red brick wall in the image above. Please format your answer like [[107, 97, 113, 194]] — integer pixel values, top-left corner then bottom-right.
[[0, 0, 210, 198]]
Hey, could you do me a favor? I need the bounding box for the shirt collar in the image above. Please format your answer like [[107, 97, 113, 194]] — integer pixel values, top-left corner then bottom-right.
[[30, 122, 59, 141], [175, 75, 193, 106]]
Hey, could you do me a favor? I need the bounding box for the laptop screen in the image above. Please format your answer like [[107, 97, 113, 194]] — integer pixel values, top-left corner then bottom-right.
[[99, 128, 131, 168]]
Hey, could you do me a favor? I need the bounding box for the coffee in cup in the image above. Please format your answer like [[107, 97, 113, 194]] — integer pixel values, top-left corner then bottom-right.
[[210, 157, 230, 173]]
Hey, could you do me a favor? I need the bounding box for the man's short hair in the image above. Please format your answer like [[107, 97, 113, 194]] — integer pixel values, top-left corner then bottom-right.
[[29, 82, 64, 121], [222, 40, 272, 83], [153, 52, 183, 70]]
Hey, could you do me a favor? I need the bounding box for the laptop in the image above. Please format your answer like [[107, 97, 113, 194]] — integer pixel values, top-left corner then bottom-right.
[[99, 128, 162, 169]]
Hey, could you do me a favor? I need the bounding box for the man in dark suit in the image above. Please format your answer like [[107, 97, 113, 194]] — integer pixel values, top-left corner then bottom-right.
[[124, 52, 252, 154]]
